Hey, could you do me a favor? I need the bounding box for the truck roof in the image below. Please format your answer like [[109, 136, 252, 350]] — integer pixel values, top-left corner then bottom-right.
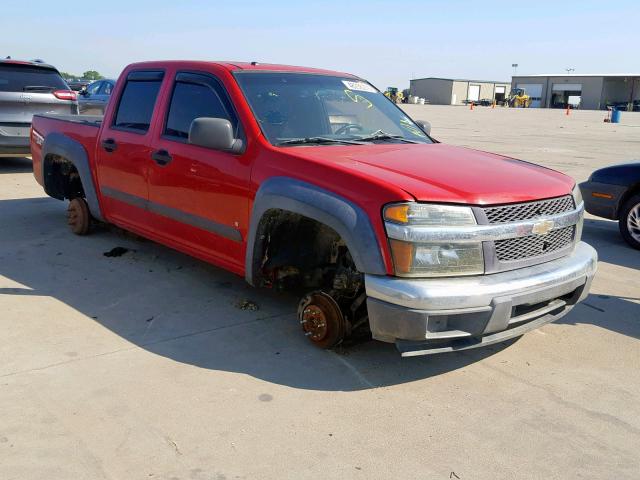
[[124, 60, 358, 78]]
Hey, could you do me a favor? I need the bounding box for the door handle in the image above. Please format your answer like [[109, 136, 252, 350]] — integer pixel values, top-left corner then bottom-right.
[[101, 138, 117, 152], [151, 149, 173, 166]]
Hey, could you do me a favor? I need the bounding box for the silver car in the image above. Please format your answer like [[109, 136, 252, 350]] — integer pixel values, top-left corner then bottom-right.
[[0, 59, 78, 157]]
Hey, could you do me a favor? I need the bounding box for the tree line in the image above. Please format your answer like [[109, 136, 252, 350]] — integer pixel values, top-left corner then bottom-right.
[[59, 70, 105, 81]]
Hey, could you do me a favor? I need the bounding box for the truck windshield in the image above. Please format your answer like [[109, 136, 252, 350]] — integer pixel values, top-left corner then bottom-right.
[[234, 72, 432, 146]]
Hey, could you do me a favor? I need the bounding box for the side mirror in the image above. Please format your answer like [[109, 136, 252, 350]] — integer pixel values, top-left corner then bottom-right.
[[415, 120, 431, 136], [188, 117, 241, 152]]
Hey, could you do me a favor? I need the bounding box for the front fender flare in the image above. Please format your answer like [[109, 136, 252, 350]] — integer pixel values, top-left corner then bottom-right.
[[245, 177, 386, 285], [42, 132, 104, 221]]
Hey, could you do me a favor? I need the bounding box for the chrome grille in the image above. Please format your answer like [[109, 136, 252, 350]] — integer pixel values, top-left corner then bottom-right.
[[495, 226, 575, 262], [484, 195, 575, 224]]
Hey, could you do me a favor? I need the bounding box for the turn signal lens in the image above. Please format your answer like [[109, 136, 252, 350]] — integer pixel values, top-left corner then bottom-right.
[[591, 192, 613, 199], [384, 202, 476, 226], [389, 239, 414, 274], [384, 204, 409, 224]]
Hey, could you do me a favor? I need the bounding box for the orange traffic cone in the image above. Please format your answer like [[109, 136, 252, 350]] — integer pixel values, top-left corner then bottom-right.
[[470, 102, 474, 110], [566, 105, 570, 116]]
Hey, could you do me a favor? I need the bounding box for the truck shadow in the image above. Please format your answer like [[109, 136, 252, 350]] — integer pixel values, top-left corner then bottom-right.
[[0, 156, 32, 173], [0, 196, 515, 391], [7, 196, 638, 390], [557, 217, 640, 339], [581, 217, 640, 271]]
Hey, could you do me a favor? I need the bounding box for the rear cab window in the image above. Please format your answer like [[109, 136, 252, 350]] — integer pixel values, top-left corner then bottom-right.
[[163, 72, 241, 142], [112, 70, 164, 133], [0, 63, 68, 92]]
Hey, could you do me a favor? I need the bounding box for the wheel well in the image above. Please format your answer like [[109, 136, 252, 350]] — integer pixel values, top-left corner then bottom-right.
[[616, 183, 640, 218], [43, 154, 85, 201], [253, 209, 362, 294]]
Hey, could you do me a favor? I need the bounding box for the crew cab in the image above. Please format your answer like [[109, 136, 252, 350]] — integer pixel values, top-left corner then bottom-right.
[[30, 61, 597, 356]]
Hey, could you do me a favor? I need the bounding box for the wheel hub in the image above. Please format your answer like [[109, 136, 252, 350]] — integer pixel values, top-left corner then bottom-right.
[[67, 202, 82, 229], [66, 198, 90, 235], [297, 292, 345, 349], [301, 304, 328, 341]]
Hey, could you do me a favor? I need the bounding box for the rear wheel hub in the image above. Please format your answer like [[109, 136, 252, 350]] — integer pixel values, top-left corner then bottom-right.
[[67, 198, 90, 235]]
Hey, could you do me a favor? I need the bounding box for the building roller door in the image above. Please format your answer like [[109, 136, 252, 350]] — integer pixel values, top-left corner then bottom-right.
[[467, 84, 480, 102], [516, 83, 543, 107]]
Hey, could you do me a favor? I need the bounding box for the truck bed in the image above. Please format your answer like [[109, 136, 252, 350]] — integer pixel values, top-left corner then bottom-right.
[[33, 114, 103, 127], [31, 114, 103, 188]]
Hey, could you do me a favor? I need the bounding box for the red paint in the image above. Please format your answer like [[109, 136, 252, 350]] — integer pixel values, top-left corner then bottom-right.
[[31, 61, 576, 277]]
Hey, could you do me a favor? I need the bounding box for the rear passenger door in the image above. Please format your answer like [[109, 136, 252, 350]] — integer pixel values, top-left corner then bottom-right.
[[96, 70, 164, 231], [148, 71, 251, 270]]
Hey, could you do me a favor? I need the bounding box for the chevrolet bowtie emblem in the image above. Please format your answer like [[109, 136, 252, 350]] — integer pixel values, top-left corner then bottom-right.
[[532, 219, 555, 235]]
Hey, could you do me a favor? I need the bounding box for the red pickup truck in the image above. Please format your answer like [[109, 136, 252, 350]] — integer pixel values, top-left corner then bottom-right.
[[30, 61, 597, 356]]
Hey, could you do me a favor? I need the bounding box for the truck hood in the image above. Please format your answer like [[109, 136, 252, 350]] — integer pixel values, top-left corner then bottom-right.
[[290, 143, 574, 205]]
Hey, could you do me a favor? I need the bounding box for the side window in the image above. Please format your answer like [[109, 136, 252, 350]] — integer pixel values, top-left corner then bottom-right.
[[112, 71, 164, 133], [87, 81, 102, 95], [164, 72, 238, 141], [100, 81, 114, 96]]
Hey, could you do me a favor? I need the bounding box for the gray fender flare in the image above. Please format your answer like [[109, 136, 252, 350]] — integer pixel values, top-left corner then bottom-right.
[[245, 176, 386, 285], [42, 132, 104, 221]]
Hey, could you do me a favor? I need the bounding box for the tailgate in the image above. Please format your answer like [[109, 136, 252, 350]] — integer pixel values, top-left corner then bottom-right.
[[0, 92, 77, 123]]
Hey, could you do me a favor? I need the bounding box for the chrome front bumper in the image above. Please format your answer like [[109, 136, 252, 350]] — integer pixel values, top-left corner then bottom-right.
[[365, 242, 598, 356]]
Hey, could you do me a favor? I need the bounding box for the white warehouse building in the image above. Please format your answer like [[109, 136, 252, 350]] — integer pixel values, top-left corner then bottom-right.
[[511, 74, 640, 110], [409, 77, 511, 105]]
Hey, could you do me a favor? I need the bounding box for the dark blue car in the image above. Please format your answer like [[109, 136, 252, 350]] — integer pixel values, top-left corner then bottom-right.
[[580, 162, 640, 249]]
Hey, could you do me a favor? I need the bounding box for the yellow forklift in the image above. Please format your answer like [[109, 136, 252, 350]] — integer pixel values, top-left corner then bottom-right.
[[384, 87, 404, 103], [507, 87, 531, 108]]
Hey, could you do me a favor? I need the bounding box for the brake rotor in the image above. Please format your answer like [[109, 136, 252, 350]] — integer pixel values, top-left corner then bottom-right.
[[298, 291, 345, 349], [67, 198, 90, 235]]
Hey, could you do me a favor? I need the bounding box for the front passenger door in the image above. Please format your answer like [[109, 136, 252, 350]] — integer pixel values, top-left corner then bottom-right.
[[148, 71, 251, 270], [94, 81, 114, 114], [79, 81, 102, 114]]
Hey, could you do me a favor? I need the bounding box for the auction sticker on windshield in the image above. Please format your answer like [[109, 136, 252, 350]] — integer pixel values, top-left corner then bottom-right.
[[342, 80, 377, 93]]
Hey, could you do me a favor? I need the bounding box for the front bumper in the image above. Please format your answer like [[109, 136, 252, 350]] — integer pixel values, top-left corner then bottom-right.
[[365, 242, 598, 356], [579, 181, 627, 220]]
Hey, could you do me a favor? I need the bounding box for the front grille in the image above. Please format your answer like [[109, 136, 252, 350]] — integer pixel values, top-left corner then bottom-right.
[[495, 226, 575, 262], [484, 195, 574, 224]]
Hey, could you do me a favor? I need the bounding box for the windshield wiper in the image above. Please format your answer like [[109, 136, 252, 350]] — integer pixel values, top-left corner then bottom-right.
[[276, 137, 363, 146], [356, 130, 419, 144]]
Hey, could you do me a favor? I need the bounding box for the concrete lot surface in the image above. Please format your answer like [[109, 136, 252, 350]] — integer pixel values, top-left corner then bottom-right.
[[1, 106, 639, 479]]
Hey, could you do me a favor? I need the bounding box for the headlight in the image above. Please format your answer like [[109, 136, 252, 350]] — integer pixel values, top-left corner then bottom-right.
[[384, 203, 476, 226], [572, 184, 583, 207], [384, 203, 484, 277], [389, 240, 484, 277]]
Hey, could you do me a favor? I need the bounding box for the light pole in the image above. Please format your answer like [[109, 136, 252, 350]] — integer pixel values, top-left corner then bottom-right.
[[565, 68, 575, 75], [512, 63, 518, 75]]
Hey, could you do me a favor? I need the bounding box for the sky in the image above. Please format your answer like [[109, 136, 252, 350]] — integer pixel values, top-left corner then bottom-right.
[[2, 0, 638, 89]]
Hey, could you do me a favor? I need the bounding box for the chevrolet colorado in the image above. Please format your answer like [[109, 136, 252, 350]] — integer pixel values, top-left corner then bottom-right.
[[30, 61, 597, 356]]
